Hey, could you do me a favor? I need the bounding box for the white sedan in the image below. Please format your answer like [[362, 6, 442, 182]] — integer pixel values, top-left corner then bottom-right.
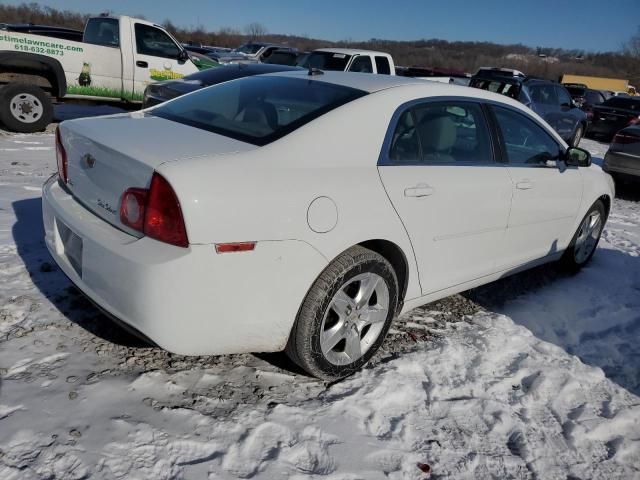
[[43, 71, 614, 379]]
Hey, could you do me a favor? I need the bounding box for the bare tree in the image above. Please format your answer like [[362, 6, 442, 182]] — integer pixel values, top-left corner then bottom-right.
[[244, 22, 267, 40], [622, 27, 640, 57]]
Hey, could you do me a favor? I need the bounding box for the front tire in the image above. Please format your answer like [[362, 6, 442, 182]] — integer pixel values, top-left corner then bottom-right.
[[561, 200, 606, 271], [286, 246, 399, 380], [570, 124, 584, 147], [0, 83, 53, 133]]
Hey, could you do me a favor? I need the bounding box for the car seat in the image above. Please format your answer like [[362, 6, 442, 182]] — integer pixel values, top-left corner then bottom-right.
[[417, 114, 457, 163]]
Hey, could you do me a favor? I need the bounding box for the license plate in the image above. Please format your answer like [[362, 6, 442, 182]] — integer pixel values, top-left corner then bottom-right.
[[57, 220, 83, 276]]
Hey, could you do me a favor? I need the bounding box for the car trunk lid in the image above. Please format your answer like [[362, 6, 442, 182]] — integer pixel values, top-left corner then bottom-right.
[[59, 113, 256, 235]]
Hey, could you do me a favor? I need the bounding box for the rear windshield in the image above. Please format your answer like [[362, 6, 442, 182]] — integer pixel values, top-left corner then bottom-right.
[[151, 75, 367, 146], [471, 79, 521, 100], [602, 97, 640, 110], [565, 86, 586, 97], [304, 52, 352, 71]]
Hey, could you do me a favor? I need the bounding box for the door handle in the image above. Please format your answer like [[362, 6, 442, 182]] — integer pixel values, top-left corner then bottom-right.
[[516, 179, 534, 190], [136, 61, 148, 68], [404, 184, 434, 197]]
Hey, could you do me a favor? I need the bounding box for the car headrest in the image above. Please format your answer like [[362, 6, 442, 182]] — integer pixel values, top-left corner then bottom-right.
[[418, 115, 457, 152]]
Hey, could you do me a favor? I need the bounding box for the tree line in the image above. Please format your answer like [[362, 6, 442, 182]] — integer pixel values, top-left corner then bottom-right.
[[2, 2, 639, 86]]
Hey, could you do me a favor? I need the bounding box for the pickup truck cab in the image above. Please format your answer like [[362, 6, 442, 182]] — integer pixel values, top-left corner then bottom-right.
[[0, 15, 203, 132], [302, 48, 395, 75]]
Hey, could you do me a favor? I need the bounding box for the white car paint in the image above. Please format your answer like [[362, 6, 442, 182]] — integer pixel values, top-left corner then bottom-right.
[[311, 48, 395, 74], [42, 71, 614, 355]]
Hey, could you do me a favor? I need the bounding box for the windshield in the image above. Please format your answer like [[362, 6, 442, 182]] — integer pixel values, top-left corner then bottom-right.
[[151, 75, 367, 146], [565, 86, 586, 97], [234, 43, 263, 55], [303, 52, 352, 71]]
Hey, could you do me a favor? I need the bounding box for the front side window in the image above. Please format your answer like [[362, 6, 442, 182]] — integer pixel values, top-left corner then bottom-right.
[[528, 84, 558, 105], [556, 86, 573, 106], [83, 18, 120, 47], [135, 23, 180, 59], [492, 106, 562, 165], [375, 56, 391, 75], [349, 56, 373, 73], [151, 76, 367, 146], [388, 102, 493, 164]]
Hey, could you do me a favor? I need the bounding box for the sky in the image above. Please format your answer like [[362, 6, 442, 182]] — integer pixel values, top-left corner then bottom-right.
[[3, 0, 639, 52]]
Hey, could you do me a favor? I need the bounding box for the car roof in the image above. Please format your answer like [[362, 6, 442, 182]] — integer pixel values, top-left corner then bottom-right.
[[266, 70, 425, 93], [314, 48, 391, 56]]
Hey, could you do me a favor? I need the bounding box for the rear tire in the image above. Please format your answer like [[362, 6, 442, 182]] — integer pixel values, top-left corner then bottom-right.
[[0, 83, 53, 133], [560, 200, 606, 272], [286, 246, 399, 381]]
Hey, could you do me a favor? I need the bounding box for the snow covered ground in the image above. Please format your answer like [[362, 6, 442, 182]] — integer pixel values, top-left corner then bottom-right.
[[0, 130, 638, 479]]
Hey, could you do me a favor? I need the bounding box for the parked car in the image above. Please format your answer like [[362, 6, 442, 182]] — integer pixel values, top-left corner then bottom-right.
[[214, 42, 295, 64], [302, 49, 395, 75], [396, 66, 470, 86], [142, 63, 301, 108], [470, 68, 588, 146], [563, 84, 607, 124], [0, 15, 208, 132], [44, 72, 613, 380], [589, 96, 640, 140], [603, 126, 640, 183]]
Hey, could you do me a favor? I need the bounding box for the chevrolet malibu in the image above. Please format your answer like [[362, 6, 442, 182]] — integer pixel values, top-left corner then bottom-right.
[[43, 71, 614, 380]]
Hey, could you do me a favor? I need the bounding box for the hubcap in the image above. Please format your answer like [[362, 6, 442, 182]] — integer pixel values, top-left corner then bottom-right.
[[9, 93, 44, 124], [320, 272, 390, 366], [574, 210, 602, 264]]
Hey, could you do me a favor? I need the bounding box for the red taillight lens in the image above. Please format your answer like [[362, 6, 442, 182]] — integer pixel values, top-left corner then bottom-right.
[[55, 127, 68, 184], [629, 116, 640, 126], [613, 132, 640, 144], [119, 172, 188, 248], [120, 188, 148, 231], [144, 173, 188, 248]]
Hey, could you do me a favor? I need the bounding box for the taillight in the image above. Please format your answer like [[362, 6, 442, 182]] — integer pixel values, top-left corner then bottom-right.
[[629, 115, 640, 126], [613, 132, 640, 145], [55, 127, 68, 184], [119, 172, 189, 248], [215, 242, 256, 253]]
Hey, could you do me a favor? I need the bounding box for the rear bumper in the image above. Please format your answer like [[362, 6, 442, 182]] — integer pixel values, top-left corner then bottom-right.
[[603, 151, 640, 178], [42, 175, 327, 355]]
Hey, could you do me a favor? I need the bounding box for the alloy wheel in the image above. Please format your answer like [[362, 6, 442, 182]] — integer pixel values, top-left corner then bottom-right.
[[320, 272, 390, 365], [574, 210, 602, 264]]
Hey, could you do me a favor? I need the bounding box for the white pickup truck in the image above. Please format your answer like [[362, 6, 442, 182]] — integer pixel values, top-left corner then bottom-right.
[[0, 15, 205, 132], [302, 48, 396, 75]]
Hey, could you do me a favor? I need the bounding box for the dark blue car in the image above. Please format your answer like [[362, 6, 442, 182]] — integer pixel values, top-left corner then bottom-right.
[[470, 68, 588, 147]]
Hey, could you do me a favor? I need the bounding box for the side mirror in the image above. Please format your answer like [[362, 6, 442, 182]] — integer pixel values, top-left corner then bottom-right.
[[565, 147, 591, 167], [177, 49, 189, 62]]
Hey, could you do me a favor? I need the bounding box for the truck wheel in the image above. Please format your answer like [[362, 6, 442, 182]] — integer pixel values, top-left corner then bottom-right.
[[0, 83, 53, 133]]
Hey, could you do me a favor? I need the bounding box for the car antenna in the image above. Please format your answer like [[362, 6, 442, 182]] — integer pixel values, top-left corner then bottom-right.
[[308, 65, 324, 76]]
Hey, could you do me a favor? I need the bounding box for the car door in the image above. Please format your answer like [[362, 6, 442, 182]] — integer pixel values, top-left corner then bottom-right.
[[528, 83, 560, 132], [378, 101, 513, 294], [131, 22, 198, 99], [556, 85, 579, 139], [489, 105, 583, 269]]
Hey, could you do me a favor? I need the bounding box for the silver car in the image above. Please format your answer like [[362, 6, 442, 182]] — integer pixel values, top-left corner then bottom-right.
[[604, 126, 640, 182]]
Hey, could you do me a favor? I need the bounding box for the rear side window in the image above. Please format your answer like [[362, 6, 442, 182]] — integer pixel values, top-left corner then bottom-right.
[[349, 56, 373, 73], [135, 23, 180, 59], [151, 76, 367, 146], [491, 106, 562, 165], [83, 18, 120, 47], [471, 79, 520, 100], [375, 56, 391, 75], [388, 102, 493, 164]]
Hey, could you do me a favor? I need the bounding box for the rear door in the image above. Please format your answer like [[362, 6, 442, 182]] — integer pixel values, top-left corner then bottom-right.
[[130, 22, 199, 100], [378, 101, 512, 294], [489, 105, 582, 269]]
